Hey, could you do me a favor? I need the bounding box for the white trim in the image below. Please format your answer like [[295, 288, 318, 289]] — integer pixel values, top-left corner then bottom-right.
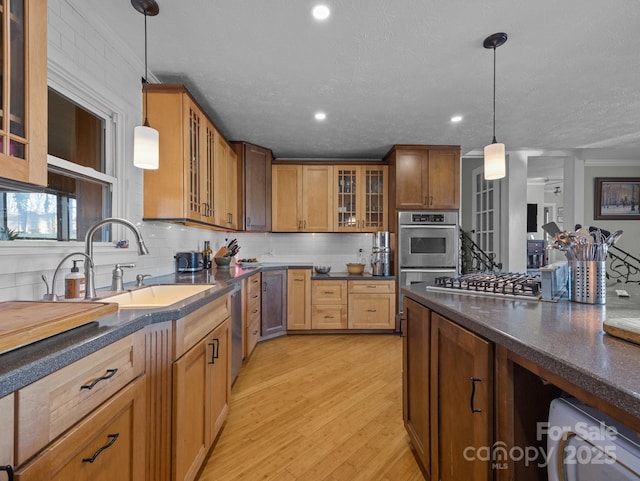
[[584, 159, 640, 167]]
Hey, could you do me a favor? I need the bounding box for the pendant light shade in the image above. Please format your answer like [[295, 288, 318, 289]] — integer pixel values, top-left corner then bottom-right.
[[483, 32, 508, 181], [133, 124, 159, 169], [132, 0, 160, 170]]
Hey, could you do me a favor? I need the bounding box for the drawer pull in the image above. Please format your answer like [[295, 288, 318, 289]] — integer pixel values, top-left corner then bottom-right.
[[324, 315, 335, 319], [252, 309, 259, 314], [82, 433, 119, 463], [295, 278, 304, 282], [366, 285, 376, 288], [81, 368, 118, 390], [470, 377, 482, 413], [252, 295, 259, 299], [366, 309, 377, 312], [208, 338, 220, 364], [324, 291, 335, 294], [252, 330, 259, 336], [0, 465, 14, 481]]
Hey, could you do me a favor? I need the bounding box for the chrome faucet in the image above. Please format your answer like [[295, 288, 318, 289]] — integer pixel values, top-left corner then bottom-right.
[[84, 217, 150, 299]]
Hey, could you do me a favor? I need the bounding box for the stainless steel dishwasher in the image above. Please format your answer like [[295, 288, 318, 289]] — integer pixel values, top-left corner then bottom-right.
[[230, 282, 243, 383]]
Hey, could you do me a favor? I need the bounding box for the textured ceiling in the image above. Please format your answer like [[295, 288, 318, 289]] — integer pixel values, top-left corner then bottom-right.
[[83, 0, 640, 162]]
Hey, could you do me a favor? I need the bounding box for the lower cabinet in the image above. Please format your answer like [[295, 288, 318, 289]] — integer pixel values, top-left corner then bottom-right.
[[0, 394, 14, 479], [15, 377, 146, 481], [173, 318, 230, 481], [403, 298, 493, 480], [310, 279, 395, 330], [261, 269, 287, 339], [243, 272, 262, 358], [287, 269, 311, 330]]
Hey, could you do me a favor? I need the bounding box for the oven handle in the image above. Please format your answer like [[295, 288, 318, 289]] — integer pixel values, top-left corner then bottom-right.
[[399, 225, 457, 229]]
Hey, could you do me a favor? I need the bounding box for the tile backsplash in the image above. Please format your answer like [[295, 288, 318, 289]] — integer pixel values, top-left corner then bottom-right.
[[0, 222, 377, 301]]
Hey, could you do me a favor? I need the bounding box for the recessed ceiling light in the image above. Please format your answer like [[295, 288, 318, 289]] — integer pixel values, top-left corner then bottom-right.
[[315, 112, 327, 121], [312, 5, 330, 20], [450, 115, 463, 123]]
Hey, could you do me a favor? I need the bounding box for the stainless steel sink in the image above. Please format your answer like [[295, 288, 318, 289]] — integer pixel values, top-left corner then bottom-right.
[[101, 284, 214, 308]]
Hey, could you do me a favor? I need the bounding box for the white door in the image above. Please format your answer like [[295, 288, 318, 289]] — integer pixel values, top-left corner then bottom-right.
[[471, 166, 501, 270]]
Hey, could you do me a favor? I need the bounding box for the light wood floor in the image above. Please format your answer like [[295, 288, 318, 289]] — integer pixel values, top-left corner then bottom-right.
[[196, 334, 426, 481]]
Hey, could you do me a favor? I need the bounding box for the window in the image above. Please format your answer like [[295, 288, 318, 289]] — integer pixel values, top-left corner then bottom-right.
[[0, 89, 115, 241]]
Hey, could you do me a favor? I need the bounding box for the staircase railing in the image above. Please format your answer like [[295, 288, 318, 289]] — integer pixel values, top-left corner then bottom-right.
[[460, 229, 502, 274], [607, 244, 640, 284]]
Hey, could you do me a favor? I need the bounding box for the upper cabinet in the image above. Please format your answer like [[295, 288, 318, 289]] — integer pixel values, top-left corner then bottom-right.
[[386, 145, 460, 211], [272, 164, 333, 232], [334, 165, 387, 232], [0, 0, 47, 186], [143, 84, 239, 230], [232, 142, 272, 232]]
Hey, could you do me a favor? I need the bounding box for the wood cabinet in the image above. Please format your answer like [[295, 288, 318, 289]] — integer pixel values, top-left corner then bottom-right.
[[0, 0, 48, 186], [261, 269, 287, 339], [431, 312, 493, 481], [287, 269, 311, 330], [386, 145, 460, 228], [347, 280, 395, 329], [402, 297, 493, 479], [334, 165, 388, 232], [173, 318, 230, 481], [143, 84, 239, 230], [232, 142, 273, 232], [243, 272, 262, 358], [402, 298, 431, 476], [311, 280, 348, 329], [15, 332, 145, 465], [0, 394, 14, 478], [214, 135, 240, 230], [272, 164, 333, 232], [15, 378, 146, 481], [310, 279, 395, 330]]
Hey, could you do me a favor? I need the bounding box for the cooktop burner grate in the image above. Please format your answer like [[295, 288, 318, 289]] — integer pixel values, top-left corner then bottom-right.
[[430, 272, 542, 299]]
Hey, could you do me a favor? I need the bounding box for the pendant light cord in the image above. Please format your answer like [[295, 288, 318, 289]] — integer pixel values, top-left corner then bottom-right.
[[492, 47, 497, 144], [143, 10, 150, 127]]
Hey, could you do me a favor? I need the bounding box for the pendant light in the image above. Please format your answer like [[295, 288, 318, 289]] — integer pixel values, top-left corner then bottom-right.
[[132, 0, 160, 170], [483, 32, 508, 180]]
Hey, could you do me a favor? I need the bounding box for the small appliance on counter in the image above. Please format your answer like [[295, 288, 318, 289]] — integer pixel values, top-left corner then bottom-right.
[[371, 231, 391, 276], [175, 251, 204, 273], [527, 239, 546, 270]]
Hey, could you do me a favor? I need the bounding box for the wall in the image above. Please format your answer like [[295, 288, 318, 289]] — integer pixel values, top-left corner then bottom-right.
[[0, 0, 371, 301]]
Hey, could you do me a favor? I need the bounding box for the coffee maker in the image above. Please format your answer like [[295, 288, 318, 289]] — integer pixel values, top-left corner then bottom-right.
[[371, 231, 391, 276]]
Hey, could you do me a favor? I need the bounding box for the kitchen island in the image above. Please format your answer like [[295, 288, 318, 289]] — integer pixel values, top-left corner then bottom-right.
[[402, 281, 640, 481]]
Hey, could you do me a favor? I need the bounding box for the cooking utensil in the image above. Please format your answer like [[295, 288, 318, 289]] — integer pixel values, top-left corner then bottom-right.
[[605, 229, 623, 247], [314, 266, 331, 274], [542, 222, 561, 237]]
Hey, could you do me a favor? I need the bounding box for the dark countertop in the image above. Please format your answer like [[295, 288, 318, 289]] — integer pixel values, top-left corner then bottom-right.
[[0, 264, 296, 398], [403, 282, 640, 418]]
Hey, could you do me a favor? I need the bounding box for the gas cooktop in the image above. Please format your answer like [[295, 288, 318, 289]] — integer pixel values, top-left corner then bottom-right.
[[426, 272, 542, 300]]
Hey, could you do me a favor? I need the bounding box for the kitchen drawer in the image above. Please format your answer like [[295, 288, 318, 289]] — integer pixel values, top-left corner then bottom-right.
[[247, 273, 261, 296], [174, 294, 230, 359], [16, 331, 145, 465], [311, 304, 348, 329], [348, 280, 395, 294], [246, 288, 261, 317], [312, 280, 347, 305], [348, 293, 395, 329], [245, 317, 260, 357], [15, 376, 146, 481]]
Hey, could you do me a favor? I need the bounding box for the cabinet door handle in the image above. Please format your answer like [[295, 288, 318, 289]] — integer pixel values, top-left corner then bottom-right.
[[0, 465, 14, 481], [367, 309, 377, 312], [295, 278, 304, 282], [81, 368, 118, 390], [252, 330, 259, 336], [263, 282, 267, 292], [303, 220, 307, 229], [252, 309, 259, 314], [470, 377, 482, 413], [247, 216, 251, 227], [82, 433, 119, 463], [208, 338, 220, 364]]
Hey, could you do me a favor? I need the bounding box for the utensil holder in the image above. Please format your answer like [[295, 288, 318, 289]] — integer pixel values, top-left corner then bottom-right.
[[569, 260, 606, 304]]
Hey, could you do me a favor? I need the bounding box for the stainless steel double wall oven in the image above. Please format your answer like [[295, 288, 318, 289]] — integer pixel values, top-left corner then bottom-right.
[[397, 211, 459, 312]]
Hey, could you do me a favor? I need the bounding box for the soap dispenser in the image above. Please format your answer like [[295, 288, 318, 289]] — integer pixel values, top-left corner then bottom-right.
[[65, 260, 85, 299]]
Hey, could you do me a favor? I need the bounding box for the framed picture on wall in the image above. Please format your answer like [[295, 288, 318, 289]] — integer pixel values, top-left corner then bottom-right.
[[594, 177, 640, 220]]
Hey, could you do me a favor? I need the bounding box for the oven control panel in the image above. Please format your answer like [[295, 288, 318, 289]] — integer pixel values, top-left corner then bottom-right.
[[399, 211, 458, 225]]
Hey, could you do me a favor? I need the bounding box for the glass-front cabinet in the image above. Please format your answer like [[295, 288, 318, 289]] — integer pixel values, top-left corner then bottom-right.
[[0, 0, 47, 186], [334, 165, 387, 232]]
